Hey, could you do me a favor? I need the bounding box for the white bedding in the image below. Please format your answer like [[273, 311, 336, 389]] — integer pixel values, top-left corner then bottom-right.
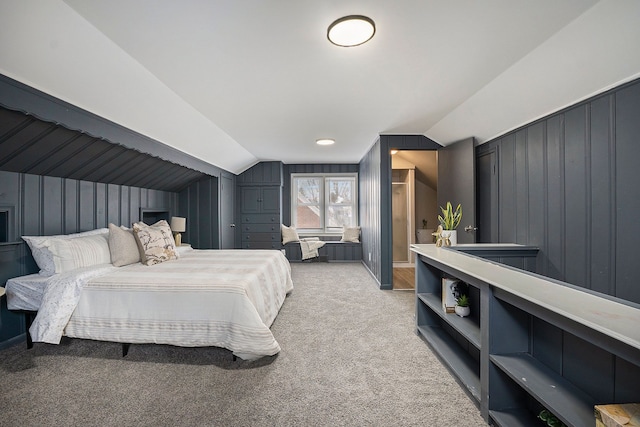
[[9, 248, 293, 360], [5, 274, 51, 311]]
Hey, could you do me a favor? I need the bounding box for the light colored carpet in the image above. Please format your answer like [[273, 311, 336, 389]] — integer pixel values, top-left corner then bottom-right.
[[0, 263, 485, 426]]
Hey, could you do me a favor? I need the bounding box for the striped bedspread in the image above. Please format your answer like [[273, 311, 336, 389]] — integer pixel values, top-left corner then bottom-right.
[[63, 249, 293, 360]]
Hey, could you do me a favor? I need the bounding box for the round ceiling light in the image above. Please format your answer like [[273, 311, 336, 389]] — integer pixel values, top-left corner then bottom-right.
[[327, 15, 375, 47], [316, 138, 335, 146]]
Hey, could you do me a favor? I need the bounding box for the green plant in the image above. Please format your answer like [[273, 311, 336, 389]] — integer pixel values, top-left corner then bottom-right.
[[538, 410, 566, 427], [456, 294, 469, 307], [438, 202, 462, 230]]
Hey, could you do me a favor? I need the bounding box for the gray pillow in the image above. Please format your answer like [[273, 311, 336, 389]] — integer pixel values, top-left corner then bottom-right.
[[108, 223, 141, 267]]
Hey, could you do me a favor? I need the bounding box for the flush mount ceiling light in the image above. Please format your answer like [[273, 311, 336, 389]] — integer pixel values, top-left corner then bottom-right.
[[327, 15, 375, 47], [316, 138, 335, 146]]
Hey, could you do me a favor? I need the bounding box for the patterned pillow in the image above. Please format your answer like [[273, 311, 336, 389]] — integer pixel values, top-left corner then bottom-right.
[[341, 226, 361, 243], [47, 233, 112, 273], [22, 228, 109, 276], [281, 224, 299, 244], [108, 223, 141, 267], [132, 220, 179, 266]]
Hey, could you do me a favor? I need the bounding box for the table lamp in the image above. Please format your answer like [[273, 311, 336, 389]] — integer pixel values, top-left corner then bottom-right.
[[170, 216, 186, 246]]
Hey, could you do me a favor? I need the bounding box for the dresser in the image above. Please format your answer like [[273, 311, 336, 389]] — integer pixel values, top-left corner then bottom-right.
[[237, 162, 283, 249]]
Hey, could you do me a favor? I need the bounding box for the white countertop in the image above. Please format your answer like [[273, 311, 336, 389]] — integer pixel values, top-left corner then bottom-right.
[[411, 244, 640, 352]]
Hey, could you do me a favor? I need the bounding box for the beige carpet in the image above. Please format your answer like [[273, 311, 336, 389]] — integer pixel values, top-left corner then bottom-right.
[[0, 263, 485, 426]]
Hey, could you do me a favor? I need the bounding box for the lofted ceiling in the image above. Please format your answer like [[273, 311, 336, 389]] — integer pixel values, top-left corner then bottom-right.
[[0, 1, 639, 174]]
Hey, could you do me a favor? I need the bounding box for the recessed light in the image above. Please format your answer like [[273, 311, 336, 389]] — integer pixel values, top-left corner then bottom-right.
[[316, 138, 335, 146], [390, 149, 398, 155], [327, 15, 375, 47]]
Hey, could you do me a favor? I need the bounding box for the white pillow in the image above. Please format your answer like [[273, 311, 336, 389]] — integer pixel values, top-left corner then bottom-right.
[[281, 224, 299, 244], [341, 226, 361, 243], [47, 233, 112, 273], [22, 228, 109, 276], [108, 223, 141, 267]]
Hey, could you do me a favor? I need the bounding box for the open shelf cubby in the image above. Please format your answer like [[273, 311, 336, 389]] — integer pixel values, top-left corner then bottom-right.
[[411, 244, 640, 426]]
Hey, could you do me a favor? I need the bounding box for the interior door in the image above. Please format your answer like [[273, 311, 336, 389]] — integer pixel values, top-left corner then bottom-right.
[[220, 174, 235, 249], [437, 137, 476, 244]]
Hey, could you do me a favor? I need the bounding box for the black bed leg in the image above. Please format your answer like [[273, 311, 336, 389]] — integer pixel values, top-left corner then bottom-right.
[[24, 312, 35, 349], [122, 343, 131, 357]]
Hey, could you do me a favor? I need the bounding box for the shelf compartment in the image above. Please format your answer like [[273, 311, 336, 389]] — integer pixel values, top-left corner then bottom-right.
[[417, 325, 480, 402], [489, 408, 539, 427], [417, 292, 481, 349], [490, 353, 595, 427]]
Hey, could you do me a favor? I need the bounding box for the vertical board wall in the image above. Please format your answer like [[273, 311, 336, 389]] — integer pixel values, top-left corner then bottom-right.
[[476, 78, 640, 303]]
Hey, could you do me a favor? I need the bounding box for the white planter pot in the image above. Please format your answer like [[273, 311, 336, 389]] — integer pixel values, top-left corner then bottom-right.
[[441, 230, 457, 246], [455, 305, 470, 317]]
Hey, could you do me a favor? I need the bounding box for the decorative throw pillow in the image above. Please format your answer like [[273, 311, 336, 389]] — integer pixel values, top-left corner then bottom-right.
[[281, 224, 299, 244], [341, 226, 361, 243], [108, 223, 141, 267], [132, 220, 179, 266], [22, 228, 109, 276], [47, 233, 112, 273]]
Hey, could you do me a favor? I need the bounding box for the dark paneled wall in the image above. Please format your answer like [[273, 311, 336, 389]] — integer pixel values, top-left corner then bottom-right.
[[282, 163, 359, 226], [359, 140, 383, 285], [178, 176, 220, 249], [359, 135, 442, 289], [0, 170, 178, 346], [476, 78, 640, 303]]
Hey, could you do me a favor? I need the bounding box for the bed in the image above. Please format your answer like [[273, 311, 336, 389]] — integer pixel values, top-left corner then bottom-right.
[[6, 223, 293, 361]]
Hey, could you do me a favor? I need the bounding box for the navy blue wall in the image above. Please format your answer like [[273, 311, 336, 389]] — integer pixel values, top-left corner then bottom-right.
[[476, 78, 640, 303]]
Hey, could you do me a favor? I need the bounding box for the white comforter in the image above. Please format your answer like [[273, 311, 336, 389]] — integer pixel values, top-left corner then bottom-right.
[[30, 249, 293, 360]]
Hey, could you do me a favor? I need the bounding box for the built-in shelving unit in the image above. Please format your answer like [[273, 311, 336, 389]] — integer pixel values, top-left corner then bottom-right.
[[411, 244, 640, 426]]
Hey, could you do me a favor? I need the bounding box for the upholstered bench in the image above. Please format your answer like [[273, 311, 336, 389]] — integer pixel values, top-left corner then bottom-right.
[[282, 236, 362, 262]]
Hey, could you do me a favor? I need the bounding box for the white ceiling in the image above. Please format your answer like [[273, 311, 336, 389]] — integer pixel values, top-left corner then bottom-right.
[[1, 0, 639, 174]]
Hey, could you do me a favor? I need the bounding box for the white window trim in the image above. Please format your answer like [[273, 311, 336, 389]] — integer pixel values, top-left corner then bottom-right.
[[291, 173, 358, 234]]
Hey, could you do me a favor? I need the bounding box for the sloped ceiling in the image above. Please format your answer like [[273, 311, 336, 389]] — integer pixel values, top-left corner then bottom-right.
[[0, 1, 639, 174], [0, 107, 206, 192]]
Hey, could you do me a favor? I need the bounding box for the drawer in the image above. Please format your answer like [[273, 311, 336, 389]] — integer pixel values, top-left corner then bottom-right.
[[241, 241, 281, 249], [242, 223, 279, 233], [242, 232, 280, 242], [241, 214, 280, 224]]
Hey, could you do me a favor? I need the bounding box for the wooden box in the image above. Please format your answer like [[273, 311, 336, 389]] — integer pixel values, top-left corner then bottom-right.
[[595, 404, 640, 427]]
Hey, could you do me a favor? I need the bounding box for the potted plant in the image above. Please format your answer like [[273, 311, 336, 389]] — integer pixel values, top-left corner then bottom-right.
[[454, 294, 470, 317], [538, 409, 567, 427], [438, 202, 462, 245]]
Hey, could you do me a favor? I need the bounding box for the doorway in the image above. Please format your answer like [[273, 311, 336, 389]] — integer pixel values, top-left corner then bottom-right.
[[391, 150, 438, 290]]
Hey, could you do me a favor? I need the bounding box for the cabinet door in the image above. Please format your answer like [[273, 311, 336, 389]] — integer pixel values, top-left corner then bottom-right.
[[261, 186, 281, 213], [241, 187, 261, 213]]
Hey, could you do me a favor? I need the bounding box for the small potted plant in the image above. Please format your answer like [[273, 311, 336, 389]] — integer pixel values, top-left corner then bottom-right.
[[538, 409, 567, 427], [455, 294, 470, 317], [438, 202, 462, 245]]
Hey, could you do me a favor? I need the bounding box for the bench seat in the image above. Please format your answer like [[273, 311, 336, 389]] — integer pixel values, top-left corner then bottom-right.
[[283, 237, 362, 262]]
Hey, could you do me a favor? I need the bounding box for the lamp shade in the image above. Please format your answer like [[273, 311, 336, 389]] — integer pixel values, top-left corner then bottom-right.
[[170, 216, 186, 232]]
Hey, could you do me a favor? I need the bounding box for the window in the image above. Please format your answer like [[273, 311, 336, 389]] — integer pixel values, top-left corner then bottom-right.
[[291, 173, 358, 233]]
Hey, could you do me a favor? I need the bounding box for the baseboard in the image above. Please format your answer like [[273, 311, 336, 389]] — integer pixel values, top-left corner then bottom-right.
[[0, 333, 26, 350]]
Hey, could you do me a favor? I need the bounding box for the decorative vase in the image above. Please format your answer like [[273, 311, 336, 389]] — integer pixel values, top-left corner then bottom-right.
[[455, 305, 470, 317], [441, 229, 458, 246]]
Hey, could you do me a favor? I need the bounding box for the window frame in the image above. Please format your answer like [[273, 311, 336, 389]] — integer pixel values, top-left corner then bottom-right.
[[291, 173, 358, 234]]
